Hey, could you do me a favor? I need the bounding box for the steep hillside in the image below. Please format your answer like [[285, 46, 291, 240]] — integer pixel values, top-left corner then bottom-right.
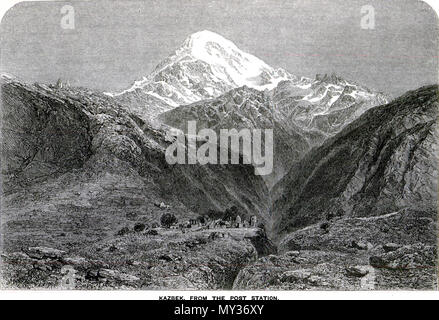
[[233, 85, 437, 291], [159, 75, 389, 187], [1, 75, 271, 257], [159, 86, 308, 187], [273, 85, 438, 239], [271, 74, 390, 147]]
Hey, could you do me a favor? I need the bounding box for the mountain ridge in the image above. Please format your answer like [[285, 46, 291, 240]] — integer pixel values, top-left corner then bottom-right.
[[272, 84, 438, 239]]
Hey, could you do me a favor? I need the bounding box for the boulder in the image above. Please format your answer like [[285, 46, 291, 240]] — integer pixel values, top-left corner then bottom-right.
[[345, 266, 369, 278], [370, 244, 436, 270], [285, 251, 300, 258], [383, 243, 401, 253], [281, 270, 312, 282], [62, 257, 88, 266], [159, 255, 173, 262], [26, 247, 66, 260], [351, 240, 368, 251], [98, 269, 140, 283]]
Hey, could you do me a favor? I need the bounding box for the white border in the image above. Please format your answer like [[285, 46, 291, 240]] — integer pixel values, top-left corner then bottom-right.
[[0, 0, 438, 300], [1, 290, 439, 300]]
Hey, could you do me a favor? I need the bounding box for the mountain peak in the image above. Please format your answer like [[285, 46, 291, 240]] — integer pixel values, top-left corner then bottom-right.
[[176, 30, 284, 88], [182, 30, 237, 50], [112, 31, 295, 110]]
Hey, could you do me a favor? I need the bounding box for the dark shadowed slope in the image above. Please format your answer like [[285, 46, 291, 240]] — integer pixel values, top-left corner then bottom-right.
[[273, 85, 438, 239], [1, 75, 271, 252]]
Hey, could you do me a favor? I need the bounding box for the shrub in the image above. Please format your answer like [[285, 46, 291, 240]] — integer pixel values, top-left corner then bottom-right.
[[134, 223, 146, 233], [320, 222, 330, 233], [223, 206, 242, 221], [160, 213, 177, 228], [206, 209, 225, 220]]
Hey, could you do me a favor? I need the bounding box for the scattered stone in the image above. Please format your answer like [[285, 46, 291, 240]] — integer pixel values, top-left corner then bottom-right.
[[98, 269, 140, 282], [63, 257, 88, 266], [154, 202, 169, 209], [351, 240, 368, 251], [281, 270, 312, 282], [308, 275, 324, 286], [370, 244, 436, 271], [126, 212, 137, 219], [383, 243, 401, 253], [285, 251, 300, 258], [85, 269, 100, 281], [345, 266, 369, 278], [159, 255, 173, 262], [369, 256, 386, 268], [267, 255, 279, 263], [3, 252, 32, 261], [26, 247, 66, 260], [34, 261, 53, 272]]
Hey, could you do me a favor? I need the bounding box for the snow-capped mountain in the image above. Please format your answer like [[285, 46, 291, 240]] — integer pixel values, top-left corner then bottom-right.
[[107, 30, 295, 118], [271, 74, 390, 145], [107, 30, 390, 186]]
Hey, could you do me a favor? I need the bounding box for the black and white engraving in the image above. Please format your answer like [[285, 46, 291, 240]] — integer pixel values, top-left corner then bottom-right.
[[0, 0, 437, 291]]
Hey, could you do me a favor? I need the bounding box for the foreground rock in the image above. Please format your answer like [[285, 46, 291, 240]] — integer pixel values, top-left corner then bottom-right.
[[233, 251, 364, 290], [234, 244, 437, 290], [25, 247, 66, 260], [2, 228, 272, 289]]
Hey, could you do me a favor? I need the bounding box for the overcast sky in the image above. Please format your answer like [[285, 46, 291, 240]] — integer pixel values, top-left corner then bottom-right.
[[1, 0, 438, 96]]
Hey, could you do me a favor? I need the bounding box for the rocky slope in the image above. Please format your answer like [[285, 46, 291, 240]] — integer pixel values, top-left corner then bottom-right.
[[1, 75, 273, 288], [273, 85, 438, 236], [2, 228, 269, 290], [159, 75, 389, 187], [234, 86, 438, 290], [233, 242, 436, 290], [272, 74, 390, 146], [233, 86, 438, 291], [159, 86, 306, 187]]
